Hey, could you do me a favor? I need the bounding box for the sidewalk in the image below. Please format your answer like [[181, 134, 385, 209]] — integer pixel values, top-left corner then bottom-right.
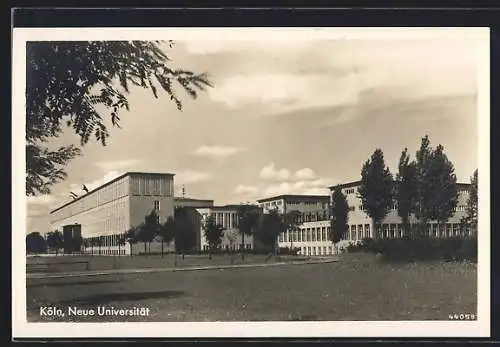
[[26, 257, 339, 280]]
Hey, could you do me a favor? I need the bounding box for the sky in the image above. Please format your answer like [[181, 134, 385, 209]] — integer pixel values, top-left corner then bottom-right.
[[25, 30, 482, 234]]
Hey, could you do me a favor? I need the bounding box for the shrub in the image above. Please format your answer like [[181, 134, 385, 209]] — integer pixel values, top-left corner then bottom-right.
[[355, 236, 477, 263]]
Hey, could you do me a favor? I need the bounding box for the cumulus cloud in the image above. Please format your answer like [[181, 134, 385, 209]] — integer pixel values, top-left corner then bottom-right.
[[260, 163, 291, 181], [293, 168, 316, 180], [234, 184, 259, 196], [262, 175, 338, 197], [175, 170, 213, 184], [191, 145, 246, 158]]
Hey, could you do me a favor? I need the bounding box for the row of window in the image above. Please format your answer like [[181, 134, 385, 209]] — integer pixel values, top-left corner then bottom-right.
[[130, 176, 174, 197], [300, 245, 335, 256], [279, 225, 334, 243], [51, 177, 130, 221], [351, 204, 467, 213]]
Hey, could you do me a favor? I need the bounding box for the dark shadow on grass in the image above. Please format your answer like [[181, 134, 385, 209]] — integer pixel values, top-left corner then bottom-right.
[[56, 290, 186, 306], [27, 279, 122, 288]]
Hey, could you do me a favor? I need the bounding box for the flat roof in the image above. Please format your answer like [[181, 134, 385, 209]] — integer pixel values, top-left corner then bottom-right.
[[257, 195, 330, 203], [50, 172, 175, 214], [173, 197, 214, 203], [328, 180, 471, 190]]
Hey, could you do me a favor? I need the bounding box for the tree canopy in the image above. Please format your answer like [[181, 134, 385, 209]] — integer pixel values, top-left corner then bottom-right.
[[330, 186, 349, 244], [26, 41, 212, 196], [358, 149, 394, 238]]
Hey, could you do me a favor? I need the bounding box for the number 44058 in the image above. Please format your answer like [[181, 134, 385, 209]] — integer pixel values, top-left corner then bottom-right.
[[448, 313, 476, 320]]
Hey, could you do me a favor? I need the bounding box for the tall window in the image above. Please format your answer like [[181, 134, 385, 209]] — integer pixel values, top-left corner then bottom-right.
[[154, 200, 160, 211], [312, 228, 316, 241], [302, 230, 306, 242], [322, 227, 326, 241], [365, 224, 370, 239], [358, 224, 363, 240], [351, 225, 356, 240], [316, 228, 321, 241]]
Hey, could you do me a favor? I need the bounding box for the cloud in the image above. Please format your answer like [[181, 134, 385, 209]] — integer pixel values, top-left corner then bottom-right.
[[260, 163, 291, 181], [262, 177, 338, 197], [234, 185, 259, 196], [175, 170, 213, 184], [293, 168, 316, 180], [204, 37, 477, 119], [191, 145, 246, 158], [94, 159, 141, 171]]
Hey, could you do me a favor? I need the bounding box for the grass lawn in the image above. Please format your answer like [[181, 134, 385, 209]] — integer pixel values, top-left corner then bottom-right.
[[26, 253, 476, 322], [26, 253, 311, 274]]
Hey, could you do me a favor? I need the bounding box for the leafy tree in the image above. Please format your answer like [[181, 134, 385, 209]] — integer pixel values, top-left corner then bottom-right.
[[426, 144, 459, 228], [174, 207, 197, 259], [395, 148, 419, 237], [203, 216, 225, 260], [46, 230, 64, 255], [137, 209, 160, 257], [158, 216, 176, 258], [236, 205, 261, 260], [258, 208, 286, 258], [414, 136, 458, 236], [26, 232, 47, 254], [26, 41, 212, 196], [283, 210, 302, 252], [358, 149, 394, 239], [329, 186, 349, 254], [462, 169, 478, 235]]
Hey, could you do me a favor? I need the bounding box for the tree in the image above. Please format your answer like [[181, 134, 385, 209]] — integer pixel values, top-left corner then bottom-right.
[[414, 136, 459, 236], [395, 148, 419, 237], [462, 169, 478, 236], [236, 205, 261, 260], [203, 216, 225, 260], [358, 149, 394, 239], [137, 209, 160, 257], [329, 186, 349, 254], [26, 41, 212, 196], [46, 230, 64, 255], [426, 144, 459, 230], [174, 207, 197, 259], [258, 208, 286, 258], [124, 227, 138, 256], [26, 232, 47, 254], [283, 210, 302, 253], [158, 216, 176, 258]]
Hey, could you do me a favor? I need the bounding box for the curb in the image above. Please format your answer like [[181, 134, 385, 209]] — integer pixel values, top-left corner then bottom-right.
[[27, 258, 339, 280]]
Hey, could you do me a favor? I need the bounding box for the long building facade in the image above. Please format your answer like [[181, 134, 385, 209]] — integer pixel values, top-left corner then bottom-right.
[[50, 172, 176, 255], [258, 182, 473, 257], [333, 181, 473, 244]]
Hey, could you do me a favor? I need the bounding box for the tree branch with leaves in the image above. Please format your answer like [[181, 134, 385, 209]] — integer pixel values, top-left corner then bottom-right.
[[26, 40, 212, 196]]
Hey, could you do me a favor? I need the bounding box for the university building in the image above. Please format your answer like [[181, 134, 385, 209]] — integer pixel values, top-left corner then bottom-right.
[[332, 181, 474, 244], [257, 182, 473, 257], [196, 205, 262, 252]]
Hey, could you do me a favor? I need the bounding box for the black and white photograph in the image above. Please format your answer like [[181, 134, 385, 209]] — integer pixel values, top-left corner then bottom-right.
[[13, 27, 490, 338]]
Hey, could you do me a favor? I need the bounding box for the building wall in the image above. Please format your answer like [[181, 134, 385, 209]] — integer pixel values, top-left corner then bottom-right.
[[278, 220, 336, 256], [197, 207, 255, 251], [49, 172, 175, 256], [333, 183, 473, 242]]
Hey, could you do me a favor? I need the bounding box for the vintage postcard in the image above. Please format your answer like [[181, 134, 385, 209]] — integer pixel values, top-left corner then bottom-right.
[[12, 27, 490, 338]]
